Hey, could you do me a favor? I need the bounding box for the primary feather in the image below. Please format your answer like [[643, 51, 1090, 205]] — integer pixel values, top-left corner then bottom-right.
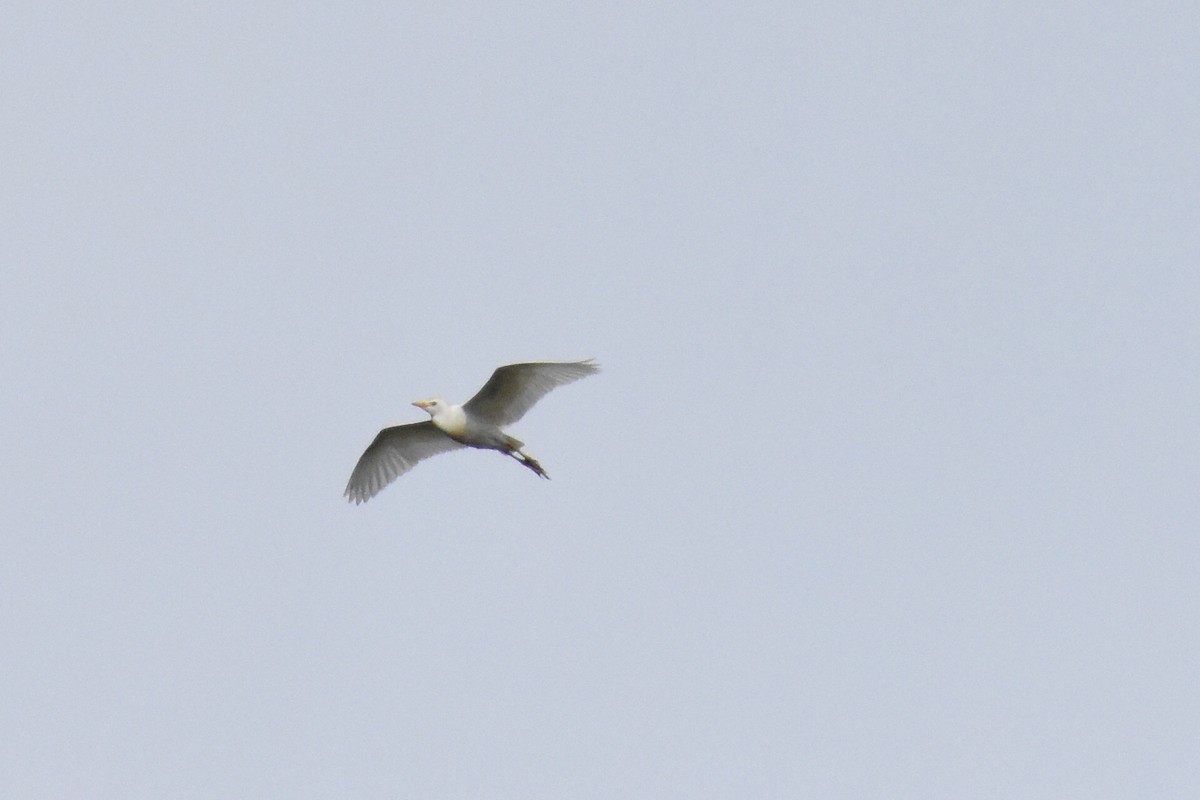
[[344, 421, 466, 504]]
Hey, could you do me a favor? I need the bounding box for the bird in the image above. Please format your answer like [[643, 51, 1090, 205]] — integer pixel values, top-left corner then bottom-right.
[[344, 359, 600, 504]]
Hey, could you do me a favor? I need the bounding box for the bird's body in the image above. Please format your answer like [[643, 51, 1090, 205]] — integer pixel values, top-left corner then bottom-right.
[[424, 400, 524, 457], [344, 359, 599, 504]]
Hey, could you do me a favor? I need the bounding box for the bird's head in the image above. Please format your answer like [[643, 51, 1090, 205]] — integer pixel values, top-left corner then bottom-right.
[[413, 398, 448, 419]]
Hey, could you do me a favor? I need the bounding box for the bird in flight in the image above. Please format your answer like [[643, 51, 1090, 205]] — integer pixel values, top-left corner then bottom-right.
[[344, 359, 600, 504]]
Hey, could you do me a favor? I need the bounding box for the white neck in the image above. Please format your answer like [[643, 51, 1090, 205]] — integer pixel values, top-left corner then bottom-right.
[[430, 403, 468, 437]]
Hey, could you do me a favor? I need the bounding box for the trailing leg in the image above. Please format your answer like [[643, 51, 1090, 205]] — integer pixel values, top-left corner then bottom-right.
[[508, 449, 550, 479]]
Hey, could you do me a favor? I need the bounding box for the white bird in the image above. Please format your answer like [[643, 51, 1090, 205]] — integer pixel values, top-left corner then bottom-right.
[[344, 359, 600, 504]]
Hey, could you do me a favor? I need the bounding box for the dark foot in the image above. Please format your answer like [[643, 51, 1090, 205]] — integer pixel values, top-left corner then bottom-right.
[[518, 453, 550, 479]]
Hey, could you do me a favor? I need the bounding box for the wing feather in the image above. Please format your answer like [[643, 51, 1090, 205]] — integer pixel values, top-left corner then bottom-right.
[[344, 421, 465, 504], [463, 359, 600, 427]]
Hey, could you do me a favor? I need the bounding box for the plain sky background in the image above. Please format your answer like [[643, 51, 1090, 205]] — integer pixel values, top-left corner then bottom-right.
[[3, 3, 1198, 797]]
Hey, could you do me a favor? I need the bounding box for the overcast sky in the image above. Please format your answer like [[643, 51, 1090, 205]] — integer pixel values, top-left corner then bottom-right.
[[3, 3, 1198, 798]]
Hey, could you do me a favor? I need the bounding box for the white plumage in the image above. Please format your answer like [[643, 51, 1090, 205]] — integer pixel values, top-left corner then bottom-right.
[[344, 359, 599, 504]]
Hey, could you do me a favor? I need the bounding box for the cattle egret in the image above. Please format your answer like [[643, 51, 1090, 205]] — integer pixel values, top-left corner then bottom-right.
[[344, 359, 600, 503]]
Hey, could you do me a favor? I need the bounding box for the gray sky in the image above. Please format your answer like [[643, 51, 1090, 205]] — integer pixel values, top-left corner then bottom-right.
[[3, 3, 1198, 797]]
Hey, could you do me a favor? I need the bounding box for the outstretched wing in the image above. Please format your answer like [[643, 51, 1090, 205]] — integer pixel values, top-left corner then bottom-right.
[[463, 359, 600, 427], [344, 421, 466, 504]]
